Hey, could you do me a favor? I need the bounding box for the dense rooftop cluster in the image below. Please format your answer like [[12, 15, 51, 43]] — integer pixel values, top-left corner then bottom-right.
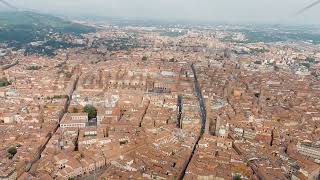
[[0, 23, 319, 180]]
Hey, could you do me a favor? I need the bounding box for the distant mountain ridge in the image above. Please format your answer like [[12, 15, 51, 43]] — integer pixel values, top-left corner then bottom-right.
[[0, 11, 95, 45]]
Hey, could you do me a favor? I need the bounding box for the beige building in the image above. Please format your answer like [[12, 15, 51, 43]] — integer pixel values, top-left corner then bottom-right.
[[60, 113, 88, 128]]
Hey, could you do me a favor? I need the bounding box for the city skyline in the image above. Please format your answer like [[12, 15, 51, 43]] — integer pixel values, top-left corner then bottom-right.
[[1, 0, 320, 25], [0, 3, 320, 179]]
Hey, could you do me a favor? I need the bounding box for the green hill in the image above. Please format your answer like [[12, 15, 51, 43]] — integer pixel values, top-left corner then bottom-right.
[[0, 11, 96, 56], [0, 11, 95, 45]]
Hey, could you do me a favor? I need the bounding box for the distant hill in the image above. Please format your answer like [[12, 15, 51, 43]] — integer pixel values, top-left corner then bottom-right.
[[0, 11, 95, 46], [0, 11, 96, 56]]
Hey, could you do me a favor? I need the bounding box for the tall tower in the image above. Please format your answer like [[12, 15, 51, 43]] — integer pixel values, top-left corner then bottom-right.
[[177, 95, 183, 129], [205, 101, 212, 135], [215, 115, 221, 136]]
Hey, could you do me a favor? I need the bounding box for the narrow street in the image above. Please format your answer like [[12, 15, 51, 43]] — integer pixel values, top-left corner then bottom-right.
[[179, 63, 207, 180], [191, 63, 207, 134], [28, 74, 80, 172]]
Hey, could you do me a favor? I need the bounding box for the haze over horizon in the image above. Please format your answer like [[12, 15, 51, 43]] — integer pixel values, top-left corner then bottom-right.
[[1, 0, 320, 25]]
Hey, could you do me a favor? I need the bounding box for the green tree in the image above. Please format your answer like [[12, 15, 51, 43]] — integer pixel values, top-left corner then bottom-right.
[[0, 78, 11, 87], [300, 63, 311, 69], [7, 147, 17, 158], [72, 107, 79, 113], [233, 174, 242, 180], [83, 105, 97, 119], [306, 57, 316, 63], [64, 72, 72, 78], [142, 56, 148, 61]]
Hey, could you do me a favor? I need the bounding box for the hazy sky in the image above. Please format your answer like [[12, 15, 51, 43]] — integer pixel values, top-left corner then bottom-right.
[[2, 0, 320, 24]]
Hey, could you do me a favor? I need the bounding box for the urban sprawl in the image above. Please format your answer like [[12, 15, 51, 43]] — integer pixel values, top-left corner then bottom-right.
[[0, 24, 320, 180]]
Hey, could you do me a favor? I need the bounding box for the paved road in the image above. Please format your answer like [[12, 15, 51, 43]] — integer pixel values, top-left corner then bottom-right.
[[28, 74, 80, 172], [191, 63, 207, 134], [179, 63, 207, 180]]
